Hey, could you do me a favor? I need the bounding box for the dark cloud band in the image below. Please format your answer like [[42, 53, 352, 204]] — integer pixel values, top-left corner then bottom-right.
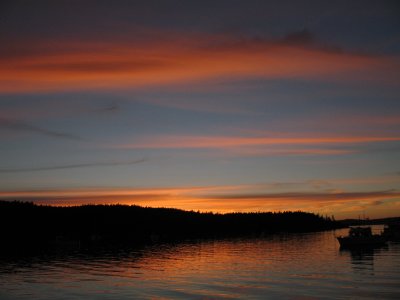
[[0, 118, 81, 140], [0, 158, 147, 173]]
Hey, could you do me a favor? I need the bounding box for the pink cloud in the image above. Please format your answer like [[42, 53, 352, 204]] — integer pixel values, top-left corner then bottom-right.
[[113, 134, 400, 149], [1, 33, 398, 93]]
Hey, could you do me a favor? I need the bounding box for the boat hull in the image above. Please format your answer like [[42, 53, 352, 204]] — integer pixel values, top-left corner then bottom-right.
[[383, 224, 400, 241], [337, 236, 387, 248]]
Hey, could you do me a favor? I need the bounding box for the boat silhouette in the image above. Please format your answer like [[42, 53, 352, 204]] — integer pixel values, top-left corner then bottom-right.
[[383, 223, 400, 241], [337, 227, 387, 248]]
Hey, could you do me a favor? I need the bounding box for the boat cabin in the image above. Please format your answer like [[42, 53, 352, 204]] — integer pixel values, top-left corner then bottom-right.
[[348, 227, 373, 237]]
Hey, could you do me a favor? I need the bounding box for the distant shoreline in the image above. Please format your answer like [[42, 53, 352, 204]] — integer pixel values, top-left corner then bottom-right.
[[1, 201, 343, 253], [338, 217, 400, 227]]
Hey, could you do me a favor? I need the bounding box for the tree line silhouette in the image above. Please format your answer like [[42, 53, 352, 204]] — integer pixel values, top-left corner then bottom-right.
[[0, 201, 342, 252]]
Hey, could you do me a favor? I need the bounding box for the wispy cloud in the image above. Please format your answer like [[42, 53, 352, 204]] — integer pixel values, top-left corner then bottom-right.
[[1, 32, 398, 93], [0, 118, 81, 140], [282, 29, 316, 46], [204, 190, 400, 203], [0, 158, 147, 173], [113, 134, 400, 151], [94, 102, 119, 113], [270, 113, 400, 132]]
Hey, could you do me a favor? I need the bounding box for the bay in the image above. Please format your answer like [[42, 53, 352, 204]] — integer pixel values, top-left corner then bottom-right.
[[1, 226, 399, 299]]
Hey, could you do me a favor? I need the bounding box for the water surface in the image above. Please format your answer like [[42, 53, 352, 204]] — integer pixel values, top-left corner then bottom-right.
[[1, 226, 399, 299]]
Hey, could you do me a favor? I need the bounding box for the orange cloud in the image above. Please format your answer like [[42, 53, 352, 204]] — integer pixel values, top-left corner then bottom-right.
[[113, 134, 400, 149], [204, 190, 400, 203], [1, 34, 398, 93], [225, 147, 355, 156], [0, 185, 248, 206]]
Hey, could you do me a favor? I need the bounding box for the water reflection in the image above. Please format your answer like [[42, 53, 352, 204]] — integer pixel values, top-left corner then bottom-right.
[[340, 245, 389, 275], [0, 228, 399, 299]]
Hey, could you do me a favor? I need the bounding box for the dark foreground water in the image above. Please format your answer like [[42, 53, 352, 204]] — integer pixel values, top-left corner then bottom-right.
[[1, 226, 399, 299]]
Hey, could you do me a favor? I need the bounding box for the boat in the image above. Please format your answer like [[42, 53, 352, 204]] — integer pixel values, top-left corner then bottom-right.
[[383, 223, 400, 241], [337, 226, 387, 248]]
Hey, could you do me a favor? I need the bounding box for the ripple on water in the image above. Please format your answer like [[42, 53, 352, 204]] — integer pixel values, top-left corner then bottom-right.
[[0, 226, 399, 299]]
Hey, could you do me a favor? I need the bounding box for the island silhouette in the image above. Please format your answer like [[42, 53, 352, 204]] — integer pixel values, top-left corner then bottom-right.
[[0, 200, 342, 253]]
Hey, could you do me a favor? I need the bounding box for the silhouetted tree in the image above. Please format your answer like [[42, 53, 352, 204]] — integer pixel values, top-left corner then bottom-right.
[[0, 201, 342, 253]]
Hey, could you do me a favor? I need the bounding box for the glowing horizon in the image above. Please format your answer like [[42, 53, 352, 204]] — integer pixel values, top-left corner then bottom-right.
[[1, 177, 399, 219]]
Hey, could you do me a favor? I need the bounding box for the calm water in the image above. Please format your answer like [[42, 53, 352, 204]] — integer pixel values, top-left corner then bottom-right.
[[1, 226, 399, 299]]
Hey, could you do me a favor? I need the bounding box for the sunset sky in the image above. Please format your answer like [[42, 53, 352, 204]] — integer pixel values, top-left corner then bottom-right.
[[1, 0, 399, 219]]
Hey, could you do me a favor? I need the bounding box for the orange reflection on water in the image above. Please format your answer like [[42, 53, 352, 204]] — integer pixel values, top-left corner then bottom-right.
[[1, 227, 398, 299]]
